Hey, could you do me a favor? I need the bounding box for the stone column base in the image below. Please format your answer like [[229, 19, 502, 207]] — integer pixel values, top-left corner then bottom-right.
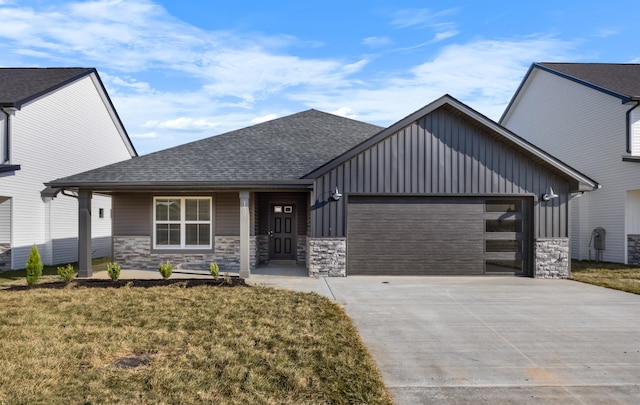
[[628, 235, 640, 265], [307, 238, 346, 277], [534, 238, 570, 278]]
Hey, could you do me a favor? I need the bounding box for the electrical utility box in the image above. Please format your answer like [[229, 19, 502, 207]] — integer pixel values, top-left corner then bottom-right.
[[593, 227, 606, 251]]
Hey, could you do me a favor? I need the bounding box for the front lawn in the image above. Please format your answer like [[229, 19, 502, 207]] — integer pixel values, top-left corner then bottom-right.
[[571, 260, 640, 295], [0, 284, 393, 404]]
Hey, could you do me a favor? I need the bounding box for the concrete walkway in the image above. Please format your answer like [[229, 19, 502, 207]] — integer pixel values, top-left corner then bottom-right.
[[90, 269, 640, 404]]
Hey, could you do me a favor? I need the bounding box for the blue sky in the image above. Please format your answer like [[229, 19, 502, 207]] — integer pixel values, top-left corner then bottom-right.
[[1, 0, 638, 155]]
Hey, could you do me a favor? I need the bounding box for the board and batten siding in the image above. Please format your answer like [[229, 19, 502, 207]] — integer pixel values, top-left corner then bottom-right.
[[0, 74, 134, 267], [502, 67, 635, 263], [311, 106, 571, 239]]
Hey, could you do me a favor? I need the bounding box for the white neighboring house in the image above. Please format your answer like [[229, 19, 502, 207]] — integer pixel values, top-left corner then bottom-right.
[[0, 68, 136, 271], [501, 63, 640, 265]]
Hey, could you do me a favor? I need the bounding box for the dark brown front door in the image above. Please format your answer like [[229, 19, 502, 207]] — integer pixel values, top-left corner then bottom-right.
[[270, 204, 296, 260]]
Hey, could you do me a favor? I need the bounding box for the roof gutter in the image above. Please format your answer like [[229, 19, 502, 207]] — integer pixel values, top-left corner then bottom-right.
[[626, 97, 640, 154], [44, 179, 315, 192]]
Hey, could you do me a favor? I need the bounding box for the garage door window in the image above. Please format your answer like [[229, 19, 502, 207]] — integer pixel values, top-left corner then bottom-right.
[[484, 200, 527, 274]]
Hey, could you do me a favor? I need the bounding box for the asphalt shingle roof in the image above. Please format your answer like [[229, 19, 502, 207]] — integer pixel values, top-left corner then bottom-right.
[[0, 68, 94, 107], [49, 109, 383, 186], [538, 63, 640, 99]]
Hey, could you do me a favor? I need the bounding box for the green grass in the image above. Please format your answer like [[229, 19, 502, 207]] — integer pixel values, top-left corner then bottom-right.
[[571, 260, 640, 295], [0, 256, 111, 284], [0, 284, 393, 404]]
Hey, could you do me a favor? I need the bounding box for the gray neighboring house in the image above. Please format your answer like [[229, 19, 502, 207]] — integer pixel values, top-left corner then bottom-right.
[[47, 95, 598, 278]]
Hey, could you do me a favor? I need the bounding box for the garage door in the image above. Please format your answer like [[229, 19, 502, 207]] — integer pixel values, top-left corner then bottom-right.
[[347, 196, 529, 276]]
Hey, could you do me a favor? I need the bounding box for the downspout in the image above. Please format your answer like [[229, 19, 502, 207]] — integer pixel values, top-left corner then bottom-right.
[[0, 107, 9, 164], [625, 99, 640, 154]]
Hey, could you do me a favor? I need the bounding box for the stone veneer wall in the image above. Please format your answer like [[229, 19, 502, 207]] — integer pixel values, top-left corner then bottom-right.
[[113, 236, 256, 272], [307, 238, 346, 277], [256, 235, 269, 265], [534, 238, 570, 278], [629, 235, 640, 265], [0, 243, 11, 272], [296, 235, 307, 265], [255, 234, 308, 266]]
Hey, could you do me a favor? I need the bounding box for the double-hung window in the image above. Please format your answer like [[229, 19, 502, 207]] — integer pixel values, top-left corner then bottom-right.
[[154, 197, 212, 249]]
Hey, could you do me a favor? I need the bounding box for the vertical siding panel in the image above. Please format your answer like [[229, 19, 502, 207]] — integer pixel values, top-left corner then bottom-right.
[[451, 119, 459, 193], [356, 154, 364, 193], [378, 141, 385, 193], [336, 166, 344, 237], [322, 174, 330, 236], [418, 121, 425, 193], [397, 131, 405, 193], [440, 111, 446, 193], [478, 127, 486, 193], [363, 149, 371, 193], [432, 113, 438, 193], [411, 123, 418, 193], [404, 126, 412, 193], [390, 133, 398, 193]]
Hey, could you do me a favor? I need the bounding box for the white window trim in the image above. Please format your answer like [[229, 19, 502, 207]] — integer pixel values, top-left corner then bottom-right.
[[153, 196, 212, 250]]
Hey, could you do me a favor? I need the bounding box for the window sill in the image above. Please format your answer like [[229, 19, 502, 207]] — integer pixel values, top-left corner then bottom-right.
[[151, 248, 214, 254], [622, 155, 640, 162], [0, 164, 20, 173]]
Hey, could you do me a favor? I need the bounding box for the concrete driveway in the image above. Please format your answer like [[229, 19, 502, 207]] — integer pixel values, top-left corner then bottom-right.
[[319, 276, 640, 404]]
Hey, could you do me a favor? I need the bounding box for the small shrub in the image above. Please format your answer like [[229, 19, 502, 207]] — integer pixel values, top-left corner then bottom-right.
[[158, 261, 173, 280], [25, 244, 43, 286], [57, 264, 76, 283], [209, 262, 219, 280], [107, 262, 121, 281], [224, 272, 232, 285]]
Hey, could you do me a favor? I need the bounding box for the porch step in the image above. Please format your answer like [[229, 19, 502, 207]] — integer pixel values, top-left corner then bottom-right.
[[266, 260, 298, 267]]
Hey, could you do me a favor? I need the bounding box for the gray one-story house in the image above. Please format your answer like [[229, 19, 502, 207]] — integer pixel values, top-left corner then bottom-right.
[[47, 95, 598, 278]]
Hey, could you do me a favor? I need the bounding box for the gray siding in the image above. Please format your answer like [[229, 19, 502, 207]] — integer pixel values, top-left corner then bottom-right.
[[113, 193, 151, 235], [0, 197, 10, 243], [312, 106, 571, 239], [215, 192, 239, 235]]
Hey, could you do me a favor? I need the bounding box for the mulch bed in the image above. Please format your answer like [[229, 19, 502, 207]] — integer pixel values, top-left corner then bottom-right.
[[0, 277, 247, 291]]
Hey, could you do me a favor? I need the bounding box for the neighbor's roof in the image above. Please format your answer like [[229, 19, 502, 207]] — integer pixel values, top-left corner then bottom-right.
[[47, 109, 383, 189], [0, 68, 95, 107], [536, 63, 640, 100]]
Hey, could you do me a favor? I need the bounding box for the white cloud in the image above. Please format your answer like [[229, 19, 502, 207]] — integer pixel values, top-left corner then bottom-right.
[[0, 1, 583, 154], [143, 117, 220, 130], [251, 114, 278, 124], [391, 7, 460, 29], [131, 131, 158, 139], [594, 28, 618, 38], [290, 36, 577, 124], [331, 107, 357, 119], [362, 36, 393, 48], [434, 30, 459, 42]]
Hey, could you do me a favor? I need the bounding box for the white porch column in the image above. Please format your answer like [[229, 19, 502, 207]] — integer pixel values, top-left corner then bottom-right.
[[78, 189, 92, 278], [239, 191, 250, 278]]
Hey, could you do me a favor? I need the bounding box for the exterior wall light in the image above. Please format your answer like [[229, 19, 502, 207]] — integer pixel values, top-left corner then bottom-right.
[[542, 186, 559, 201], [330, 186, 342, 201]]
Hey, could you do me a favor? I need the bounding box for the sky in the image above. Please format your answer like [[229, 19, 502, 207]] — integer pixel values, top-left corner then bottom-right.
[[1, 0, 639, 155]]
